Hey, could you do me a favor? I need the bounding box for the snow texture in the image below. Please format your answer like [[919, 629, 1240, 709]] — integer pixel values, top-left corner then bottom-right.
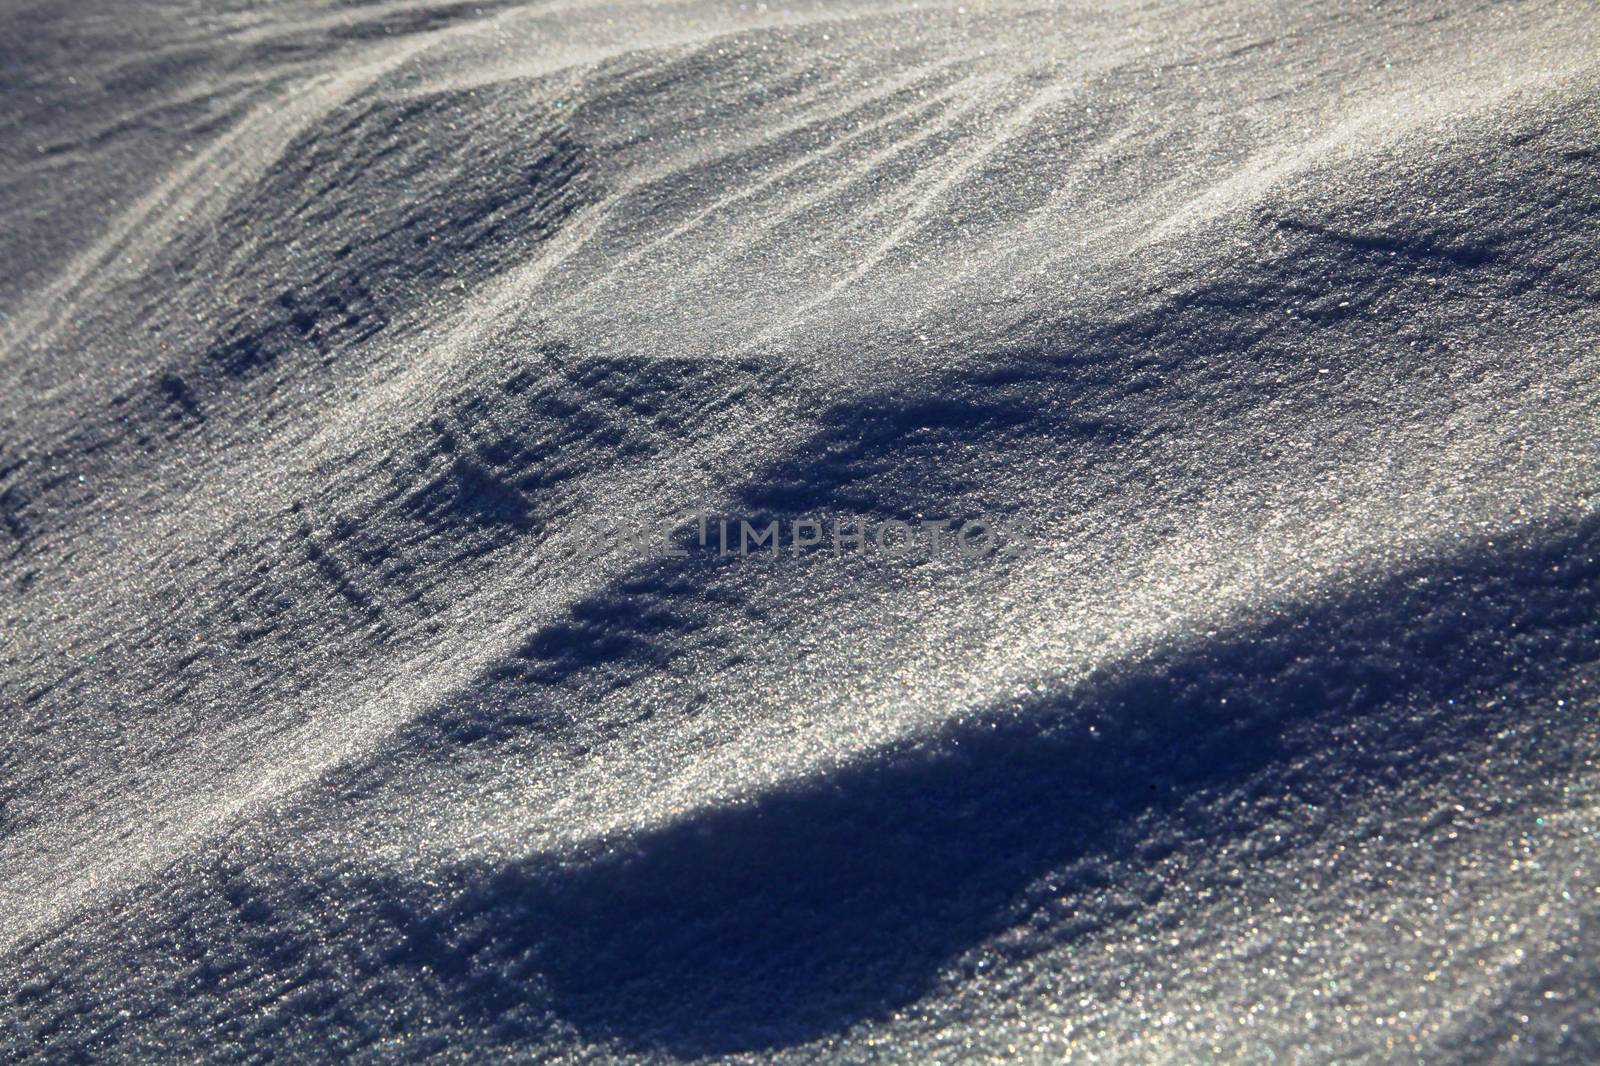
[[1, 0, 1598, 1061]]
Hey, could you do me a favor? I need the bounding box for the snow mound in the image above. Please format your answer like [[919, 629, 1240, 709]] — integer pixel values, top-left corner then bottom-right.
[[2, 0, 1598, 1060]]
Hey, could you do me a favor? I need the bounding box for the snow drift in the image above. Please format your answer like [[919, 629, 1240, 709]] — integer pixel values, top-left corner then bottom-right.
[[2, 0, 1598, 1060]]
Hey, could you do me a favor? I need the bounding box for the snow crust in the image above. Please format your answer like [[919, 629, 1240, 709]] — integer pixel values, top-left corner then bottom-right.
[[2, 0, 1598, 1060]]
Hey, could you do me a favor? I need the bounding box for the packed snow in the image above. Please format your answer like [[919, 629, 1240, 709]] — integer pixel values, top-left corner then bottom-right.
[[2, 0, 1598, 1060]]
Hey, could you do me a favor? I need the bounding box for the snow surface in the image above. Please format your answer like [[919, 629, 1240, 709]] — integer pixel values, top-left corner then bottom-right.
[[1, 0, 1598, 1060]]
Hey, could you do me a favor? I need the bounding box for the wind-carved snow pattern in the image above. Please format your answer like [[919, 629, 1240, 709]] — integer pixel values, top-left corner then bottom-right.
[[1, 0, 1598, 1061]]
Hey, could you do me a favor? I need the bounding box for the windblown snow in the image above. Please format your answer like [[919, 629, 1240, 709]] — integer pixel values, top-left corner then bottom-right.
[[1, 0, 1598, 1060]]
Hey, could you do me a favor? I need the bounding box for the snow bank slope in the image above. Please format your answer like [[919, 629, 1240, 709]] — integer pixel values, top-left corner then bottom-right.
[[2, 0, 1598, 1061]]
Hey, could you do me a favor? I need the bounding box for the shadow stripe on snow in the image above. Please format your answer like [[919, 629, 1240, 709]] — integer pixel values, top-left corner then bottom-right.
[[4, 512, 1595, 1059]]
